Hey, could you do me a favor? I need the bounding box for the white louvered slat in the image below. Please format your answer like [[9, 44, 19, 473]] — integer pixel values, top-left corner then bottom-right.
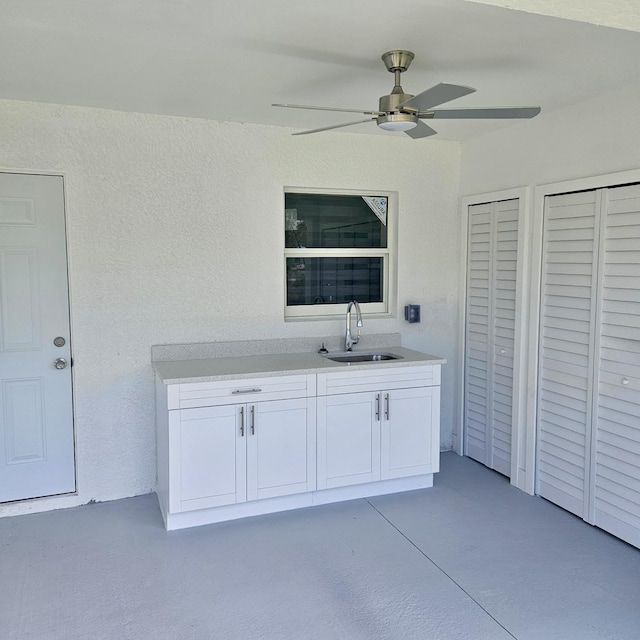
[[593, 184, 640, 548], [537, 190, 598, 518]]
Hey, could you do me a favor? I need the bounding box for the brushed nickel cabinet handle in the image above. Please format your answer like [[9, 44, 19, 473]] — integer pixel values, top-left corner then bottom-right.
[[385, 393, 390, 420], [250, 405, 256, 435], [239, 406, 245, 437], [232, 388, 262, 395]]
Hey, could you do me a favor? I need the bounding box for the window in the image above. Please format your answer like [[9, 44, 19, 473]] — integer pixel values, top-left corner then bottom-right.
[[284, 188, 396, 319]]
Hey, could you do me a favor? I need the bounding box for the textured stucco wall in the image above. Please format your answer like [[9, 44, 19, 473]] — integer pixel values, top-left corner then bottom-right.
[[462, 0, 640, 32], [0, 99, 461, 516], [460, 82, 640, 195]]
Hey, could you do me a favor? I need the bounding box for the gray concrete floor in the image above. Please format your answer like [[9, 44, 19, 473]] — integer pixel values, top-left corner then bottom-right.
[[1, 452, 639, 640]]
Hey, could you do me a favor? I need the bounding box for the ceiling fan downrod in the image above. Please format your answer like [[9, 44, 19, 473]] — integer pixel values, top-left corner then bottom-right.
[[379, 50, 416, 114]]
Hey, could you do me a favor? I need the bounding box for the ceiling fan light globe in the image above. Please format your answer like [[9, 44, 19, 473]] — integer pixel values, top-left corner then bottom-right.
[[377, 113, 418, 131]]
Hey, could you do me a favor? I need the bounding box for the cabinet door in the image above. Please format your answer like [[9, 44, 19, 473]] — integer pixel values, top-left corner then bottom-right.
[[246, 398, 316, 501], [317, 392, 380, 489], [173, 405, 246, 512], [381, 387, 440, 480]]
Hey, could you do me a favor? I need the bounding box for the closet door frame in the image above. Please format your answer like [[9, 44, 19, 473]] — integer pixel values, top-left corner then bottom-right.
[[528, 168, 640, 497], [458, 187, 531, 492]]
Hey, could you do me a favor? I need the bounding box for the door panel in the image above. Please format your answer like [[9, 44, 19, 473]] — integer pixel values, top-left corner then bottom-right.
[[317, 392, 380, 489], [247, 398, 315, 501], [465, 203, 491, 465], [537, 190, 598, 518], [381, 387, 439, 480], [0, 249, 41, 349], [593, 184, 640, 548], [0, 173, 74, 502], [464, 199, 518, 477], [176, 405, 246, 511], [491, 200, 518, 476]]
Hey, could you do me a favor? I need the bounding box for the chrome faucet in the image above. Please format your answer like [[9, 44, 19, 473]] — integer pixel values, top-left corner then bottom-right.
[[345, 300, 363, 351]]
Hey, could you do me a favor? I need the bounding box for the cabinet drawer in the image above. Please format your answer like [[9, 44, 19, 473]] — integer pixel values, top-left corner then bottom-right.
[[317, 365, 440, 396], [169, 374, 314, 409]]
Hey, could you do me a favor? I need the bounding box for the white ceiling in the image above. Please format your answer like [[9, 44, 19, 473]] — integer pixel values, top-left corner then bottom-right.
[[1, 0, 640, 141]]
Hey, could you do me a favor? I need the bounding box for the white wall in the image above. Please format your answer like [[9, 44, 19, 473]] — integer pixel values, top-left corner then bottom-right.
[[460, 82, 640, 195], [0, 99, 461, 516]]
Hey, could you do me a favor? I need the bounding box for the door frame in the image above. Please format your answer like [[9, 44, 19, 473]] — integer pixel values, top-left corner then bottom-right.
[[526, 168, 640, 496], [457, 186, 531, 492], [0, 166, 77, 502]]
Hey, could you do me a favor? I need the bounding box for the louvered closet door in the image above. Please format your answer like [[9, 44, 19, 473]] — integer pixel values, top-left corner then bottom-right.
[[465, 203, 491, 465], [593, 184, 640, 548], [537, 190, 599, 518], [464, 199, 518, 476], [492, 201, 519, 475]]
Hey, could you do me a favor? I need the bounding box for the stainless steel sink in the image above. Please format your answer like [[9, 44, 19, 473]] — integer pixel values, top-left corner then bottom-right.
[[324, 352, 403, 364]]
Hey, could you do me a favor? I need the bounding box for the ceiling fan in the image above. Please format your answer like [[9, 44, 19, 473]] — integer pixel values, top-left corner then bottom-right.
[[273, 50, 541, 138]]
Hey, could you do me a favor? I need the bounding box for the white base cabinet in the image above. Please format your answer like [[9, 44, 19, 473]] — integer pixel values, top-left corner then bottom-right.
[[317, 384, 440, 490], [172, 397, 316, 513], [156, 365, 441, 530]]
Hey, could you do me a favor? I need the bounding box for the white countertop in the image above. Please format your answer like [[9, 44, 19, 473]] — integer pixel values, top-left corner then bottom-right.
[[153, 346, 446, 384]]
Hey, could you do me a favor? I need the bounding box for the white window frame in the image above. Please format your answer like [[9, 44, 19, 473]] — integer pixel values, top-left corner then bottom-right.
[[284, 187, 397, 321]]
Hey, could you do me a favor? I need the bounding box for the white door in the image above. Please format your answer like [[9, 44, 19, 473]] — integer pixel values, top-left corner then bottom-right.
[[0, 173, 75, 502], [464, 203, 492, 465], [317, 392, 381, 489], [537, 190, 599, 518], [381, 386, 439, 480], [175, 405, 247, 511], [538, 185, 640, 549], [246, 398, 315, 501], [592, 184, 640, 548], [464, 199, 519, 477]]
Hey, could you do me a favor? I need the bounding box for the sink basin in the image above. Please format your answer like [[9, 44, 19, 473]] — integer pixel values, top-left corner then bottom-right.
[[324, 352, 403, 364]]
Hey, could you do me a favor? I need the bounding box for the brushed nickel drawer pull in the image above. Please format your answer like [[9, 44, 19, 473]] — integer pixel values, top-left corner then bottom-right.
[[239, 406, 245, 436], [232, 388, 263, 395]]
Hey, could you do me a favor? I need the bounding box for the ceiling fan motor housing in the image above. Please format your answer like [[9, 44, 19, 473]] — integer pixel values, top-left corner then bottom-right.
[[379, 91, 414, 112]]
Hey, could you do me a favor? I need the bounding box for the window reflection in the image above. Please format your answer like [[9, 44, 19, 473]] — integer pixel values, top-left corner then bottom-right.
[[287, 257, 383, 306]]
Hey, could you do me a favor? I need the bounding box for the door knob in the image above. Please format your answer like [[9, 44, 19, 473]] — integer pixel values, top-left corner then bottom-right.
[[54, 358, 67, 370]]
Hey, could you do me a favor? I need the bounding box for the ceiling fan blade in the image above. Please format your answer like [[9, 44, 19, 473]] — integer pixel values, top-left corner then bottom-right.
[[405, 121, 438, 139], [398, 83, 476, 112], [429, 106, 541, 119], [273, 103, 383, 116], [292, 118, 375, 136]]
